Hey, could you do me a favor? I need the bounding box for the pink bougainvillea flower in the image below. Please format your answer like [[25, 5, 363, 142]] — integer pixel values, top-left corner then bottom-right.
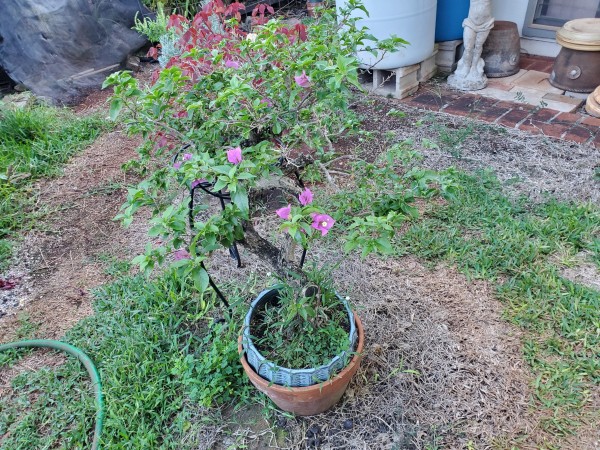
[[298, 188, 313, 206], [260, 98, 273, 107], [174, 110, 188, 118], [224, 59, 240, 69], [294, 70, 311, 88], [173, 249, 191, 260], [227, 147, 243, 165], [191, 178, 208, 189], [311, 213, 335, 236], [157, 135, 168, 148], [173, 161, 182, 170], [182, 153, 192, 161], [276, 204, 292, 220]]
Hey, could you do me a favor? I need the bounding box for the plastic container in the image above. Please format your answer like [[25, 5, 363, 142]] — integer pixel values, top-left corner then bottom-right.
[[435, 0, 470, 42], [336, 0, 437, 70]]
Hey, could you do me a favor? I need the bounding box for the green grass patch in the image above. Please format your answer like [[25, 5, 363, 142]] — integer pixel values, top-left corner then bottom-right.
[[396, 170, 600, 440], [0, 106, 108, 269], [0, 271, 252, 449]]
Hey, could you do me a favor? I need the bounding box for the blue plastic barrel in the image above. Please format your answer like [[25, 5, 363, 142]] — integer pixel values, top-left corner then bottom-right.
[[435, 0, 470, 42]]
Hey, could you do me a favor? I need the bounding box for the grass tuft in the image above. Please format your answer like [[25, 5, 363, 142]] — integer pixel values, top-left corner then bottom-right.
[[0, 272, 251, 449], [397, 170, 600, 440]]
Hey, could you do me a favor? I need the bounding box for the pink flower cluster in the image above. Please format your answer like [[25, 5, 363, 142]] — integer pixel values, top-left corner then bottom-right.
[[227, 147, 243, 164], [276, 188, 335, 236], [294, 71, 311, 88]]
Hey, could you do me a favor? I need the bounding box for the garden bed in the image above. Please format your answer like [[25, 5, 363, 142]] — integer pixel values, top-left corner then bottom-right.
[[1, 57, 598, 449]]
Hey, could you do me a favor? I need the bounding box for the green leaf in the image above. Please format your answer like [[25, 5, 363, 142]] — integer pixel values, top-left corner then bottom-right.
[[109, 99, 123, 120], [231, 187, 249, 216], [212, 178, 228, 192], [376, 237, 393, 254], [192, 266, 210, 292]]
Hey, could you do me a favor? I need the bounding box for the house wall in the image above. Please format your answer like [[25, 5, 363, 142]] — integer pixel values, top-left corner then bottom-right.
[[491, 0, 561, 57], [492, 0, 529, 34]]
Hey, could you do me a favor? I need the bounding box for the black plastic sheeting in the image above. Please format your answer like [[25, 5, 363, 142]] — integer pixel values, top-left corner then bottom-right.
[[0, 0, 149, 104]]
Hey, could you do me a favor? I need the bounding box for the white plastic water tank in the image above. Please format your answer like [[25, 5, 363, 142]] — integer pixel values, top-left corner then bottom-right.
[[336, 0, 437, 70]]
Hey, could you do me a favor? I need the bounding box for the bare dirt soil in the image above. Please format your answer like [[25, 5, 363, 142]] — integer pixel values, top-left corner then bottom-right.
[[0, 128, 146, 342], [339, 95, 600, 205], [201, 248, 534, 450]]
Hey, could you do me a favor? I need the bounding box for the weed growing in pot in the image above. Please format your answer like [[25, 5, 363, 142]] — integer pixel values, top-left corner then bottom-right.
[[250, 265, 351, 369]]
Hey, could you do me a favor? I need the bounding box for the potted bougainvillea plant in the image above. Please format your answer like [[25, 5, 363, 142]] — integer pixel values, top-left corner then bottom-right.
[[104, 0, 403, 415]]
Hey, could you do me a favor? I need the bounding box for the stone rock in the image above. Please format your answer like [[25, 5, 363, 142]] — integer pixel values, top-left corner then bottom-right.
[[0, 0, 149, 105], [0, 92, 34, 109], [126, 55, 141, 73]]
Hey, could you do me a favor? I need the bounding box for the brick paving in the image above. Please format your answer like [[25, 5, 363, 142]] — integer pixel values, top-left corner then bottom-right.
[[519, 54, 553, 74], [400, 86, 600, 148]]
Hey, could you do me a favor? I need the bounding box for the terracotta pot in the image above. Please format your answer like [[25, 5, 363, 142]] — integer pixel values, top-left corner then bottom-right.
[[238, 312, 364, 416]]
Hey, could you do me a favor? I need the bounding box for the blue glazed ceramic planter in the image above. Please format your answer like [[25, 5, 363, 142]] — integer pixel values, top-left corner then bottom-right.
[[242, 286, 358, 387]]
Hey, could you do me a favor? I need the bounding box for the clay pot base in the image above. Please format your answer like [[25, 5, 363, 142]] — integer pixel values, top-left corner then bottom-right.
[[586, 86, 600, 118], [238, 313, 365, 416]]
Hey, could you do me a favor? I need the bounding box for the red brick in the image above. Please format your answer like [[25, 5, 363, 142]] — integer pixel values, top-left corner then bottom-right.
[[471, 96, 500, 110], [581, 116, 600, 128], [498, 109, 531, 128], [442, 94, 481, 117], [576, 122, 600, 137], [540, 122, 571, 138], [520, 55, 554, 65], [494, 101, 514, 109], [476, 107, 510, 123], [519, 60, 536, 71], [404, 93, 444, 111], [494, 100, 530, 110], [518, 120, 570, 139], [518, 119, 543, 135], [528, 60, 553, 73], [563, 126, 594, 144], [530, 107, 560, 123], [553, 112, 582, 124]]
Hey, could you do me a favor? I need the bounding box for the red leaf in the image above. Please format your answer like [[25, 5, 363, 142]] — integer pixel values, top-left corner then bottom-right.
[[296, 23, 308, 41], [167, 14, 189, 32], [150, 69, 160, 85], [147, 46, 159, 59], [225, 2, 246, 16], [0, 278, 18, 290]]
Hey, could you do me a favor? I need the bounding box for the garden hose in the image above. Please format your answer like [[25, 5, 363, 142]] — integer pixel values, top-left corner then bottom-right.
[[0, 339, 104, 450]]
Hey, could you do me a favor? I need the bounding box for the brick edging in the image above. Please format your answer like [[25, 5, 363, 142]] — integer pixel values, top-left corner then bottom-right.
[[400, 89, 600, 148]]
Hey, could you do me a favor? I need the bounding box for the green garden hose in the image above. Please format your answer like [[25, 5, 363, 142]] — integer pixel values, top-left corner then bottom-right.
[[0, 339, 104, 450]]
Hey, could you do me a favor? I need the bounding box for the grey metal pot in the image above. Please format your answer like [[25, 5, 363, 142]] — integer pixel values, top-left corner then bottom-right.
[[242, 286, 358, 387]]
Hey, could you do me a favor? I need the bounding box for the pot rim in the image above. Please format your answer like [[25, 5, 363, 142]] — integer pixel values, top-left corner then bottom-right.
[[242, 285, 357, 385], [238, 312, 364, 393]]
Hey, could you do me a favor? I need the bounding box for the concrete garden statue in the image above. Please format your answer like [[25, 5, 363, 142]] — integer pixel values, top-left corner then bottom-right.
[[448, 0, 494, 91]]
